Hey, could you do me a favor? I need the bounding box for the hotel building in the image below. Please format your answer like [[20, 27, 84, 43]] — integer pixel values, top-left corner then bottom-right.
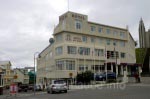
[[36, 11, 137, 84]]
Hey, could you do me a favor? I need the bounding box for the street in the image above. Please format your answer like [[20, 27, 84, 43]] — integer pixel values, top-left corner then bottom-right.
[[3, 84, 150, 99]]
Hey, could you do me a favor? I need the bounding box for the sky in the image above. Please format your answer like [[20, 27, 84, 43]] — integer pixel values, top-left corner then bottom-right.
[[0, 0, 150, 68]]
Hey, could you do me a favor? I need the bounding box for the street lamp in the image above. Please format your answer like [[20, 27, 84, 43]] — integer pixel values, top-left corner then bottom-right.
[[34, 52, 40, 95], [114, 42, 118, 78]]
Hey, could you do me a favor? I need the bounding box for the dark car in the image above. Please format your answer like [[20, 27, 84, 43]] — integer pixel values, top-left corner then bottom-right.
[[34, 85, 42, 91], [28, 84, 34, 90], [18, 84, 29, 92], [95, 72, 116, 81]]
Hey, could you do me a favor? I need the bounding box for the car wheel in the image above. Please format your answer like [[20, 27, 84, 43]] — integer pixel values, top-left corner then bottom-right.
[[47, 91, 50, 94], [64, 90, 67, 93], [50, 90, 54, 94]]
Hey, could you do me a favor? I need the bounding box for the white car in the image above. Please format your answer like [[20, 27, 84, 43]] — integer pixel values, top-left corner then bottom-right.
[[47, 79, 68, 94]]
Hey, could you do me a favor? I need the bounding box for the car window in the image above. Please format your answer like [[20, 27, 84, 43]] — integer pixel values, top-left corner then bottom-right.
[[54, 80, 65, 84]]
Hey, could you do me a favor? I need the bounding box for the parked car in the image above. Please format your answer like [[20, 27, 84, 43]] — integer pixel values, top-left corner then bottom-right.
[[95, 72, 116, 81], [18, 84, 28, 92], [47, 79, 68, 94], [34, 85, 42, 91], [28, 84, 34, 90]]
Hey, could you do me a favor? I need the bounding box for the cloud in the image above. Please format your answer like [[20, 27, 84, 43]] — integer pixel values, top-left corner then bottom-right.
[[0, 0, 150, 68]]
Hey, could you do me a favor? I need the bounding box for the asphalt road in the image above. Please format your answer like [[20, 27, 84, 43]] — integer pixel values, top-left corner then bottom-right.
[[3, 84, 150, 99]]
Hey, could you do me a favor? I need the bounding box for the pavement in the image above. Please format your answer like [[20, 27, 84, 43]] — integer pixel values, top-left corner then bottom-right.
[[0, 90, 46, 99], [0, 77, 150, 99], [1, 83, 150, 99], [0, 82, 124, 99], [128, 77, 150, 84]]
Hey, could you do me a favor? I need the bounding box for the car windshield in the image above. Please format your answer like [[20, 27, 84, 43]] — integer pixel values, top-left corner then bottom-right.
[[54, 80, 65, 84]]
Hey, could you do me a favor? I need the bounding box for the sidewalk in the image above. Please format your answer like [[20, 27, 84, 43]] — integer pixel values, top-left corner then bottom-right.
[[0, 82, 125, 98], [128, 77, 150, 84], [69, 82, 125, 90], [0, 89, 46, 99]]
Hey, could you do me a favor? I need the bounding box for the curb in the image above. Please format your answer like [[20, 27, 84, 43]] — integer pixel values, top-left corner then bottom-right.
[[69, 82, 126, 90]]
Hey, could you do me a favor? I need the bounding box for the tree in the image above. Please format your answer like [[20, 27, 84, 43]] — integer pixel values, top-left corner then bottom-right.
[[76, 71, 94, 84], [136, 48, 146, 64]]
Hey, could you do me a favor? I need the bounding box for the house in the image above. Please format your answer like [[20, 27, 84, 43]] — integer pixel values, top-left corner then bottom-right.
[[13, 68, 29, 84], [0, 61, 13, 86], [36, 11, 140, 84]]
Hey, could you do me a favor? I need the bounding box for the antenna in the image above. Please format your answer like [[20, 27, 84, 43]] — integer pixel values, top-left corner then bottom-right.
[[68, 0, 69, 11], [126, 25, 129, 31]]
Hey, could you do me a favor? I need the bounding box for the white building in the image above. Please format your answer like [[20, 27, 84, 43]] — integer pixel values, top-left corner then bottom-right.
[[36, 11, 137, 85], [13, 68, 29, 84], [0, 61, 14, 86]]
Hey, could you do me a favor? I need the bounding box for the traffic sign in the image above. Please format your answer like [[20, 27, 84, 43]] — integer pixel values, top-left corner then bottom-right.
[[10, 84, 18, 94]]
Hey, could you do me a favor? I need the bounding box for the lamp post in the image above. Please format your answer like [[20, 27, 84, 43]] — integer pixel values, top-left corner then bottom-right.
[[34, 52, 40, 95], [114, 43, 118, 79], [149, 56, 150, 73]]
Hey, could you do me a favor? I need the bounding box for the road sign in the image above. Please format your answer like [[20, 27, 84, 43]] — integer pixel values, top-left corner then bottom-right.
[[14, 75, 18, 79], [10, 84, 18, 95], [69, 73, 73, 78]]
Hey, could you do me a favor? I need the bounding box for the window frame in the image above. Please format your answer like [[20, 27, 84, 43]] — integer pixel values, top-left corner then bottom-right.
[[75, 20, 82, 30]]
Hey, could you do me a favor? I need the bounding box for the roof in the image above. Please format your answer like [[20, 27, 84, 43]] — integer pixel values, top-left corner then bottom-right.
[[0, 61, 11, 66], [14, 68, 28, 75], [0, 66, 5, 69], [88, 21, 127, 31]]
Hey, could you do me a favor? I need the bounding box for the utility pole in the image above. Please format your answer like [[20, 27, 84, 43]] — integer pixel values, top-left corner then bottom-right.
[[149, 56, 150, 73], [34, 52, 40, 96]]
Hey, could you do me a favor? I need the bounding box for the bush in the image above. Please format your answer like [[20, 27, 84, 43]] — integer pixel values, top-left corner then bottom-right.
[[76, 71, 94, 84]]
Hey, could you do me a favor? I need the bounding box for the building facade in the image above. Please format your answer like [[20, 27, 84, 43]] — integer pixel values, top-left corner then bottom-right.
[[13, 68, 29, 84], [139, 18, 150, 48], [0, 61, 14, 86], [138, 18, 150, 74], [0, 67, 5, 87], [37, 11, 137, 85]]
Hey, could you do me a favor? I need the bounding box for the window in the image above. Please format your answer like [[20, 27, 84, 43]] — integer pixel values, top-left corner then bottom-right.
[[46, 54, 49, 60], [78, 47, 90, 55], [75, 20, 82, 29], [55, 46, 63, 55], [95, 49, 104, 56], [120, 32, 125, 38], [106, 29, 110, 34], [98, 27, 103, 33], [113, 30, 118, 36], [107, 51, 119, 59], [120, 41, 125, 47], [82, 36, 87, 42], [66, 60, 75, 70], [67, 46, 76, 54], [6, 71, 9, 75], [56, 60, 64, 70], [106, 39, 111, 45], [56, 34, 62, 42], [113, 40, 117, 46], [79, 65, 84, 71], [91, 37, 95, 43], [66, 34, 71, 41], [91, 26, 96, 32], [99, 38, 103, 44], [79, 65, 88, 71], [121, 53, 126, 58], [49, 52, 53, 57]]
